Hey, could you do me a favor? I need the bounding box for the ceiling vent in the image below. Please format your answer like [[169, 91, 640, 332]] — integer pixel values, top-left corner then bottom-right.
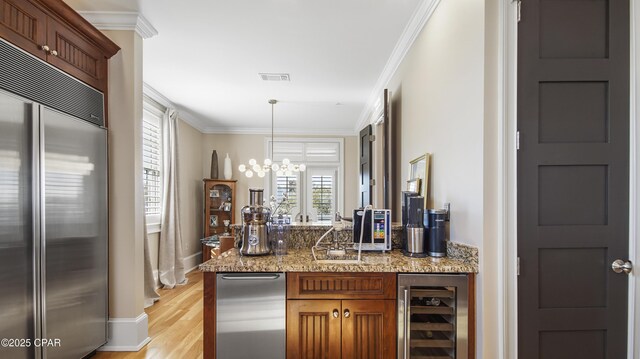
[[259, 73, 290, 81]]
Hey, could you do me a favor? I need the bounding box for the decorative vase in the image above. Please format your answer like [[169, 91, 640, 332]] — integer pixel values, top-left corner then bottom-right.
[[223, 153, 232, 180], [210, 150, 219, 179]]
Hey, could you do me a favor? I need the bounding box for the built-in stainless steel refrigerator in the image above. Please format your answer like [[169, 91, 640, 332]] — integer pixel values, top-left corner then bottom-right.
[[0, 88, 108, 359]]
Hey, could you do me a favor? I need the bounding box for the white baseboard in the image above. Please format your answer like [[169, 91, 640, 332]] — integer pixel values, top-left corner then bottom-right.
[[184, 251, 202, 273], [152, 251, 202, 290], [98, 313, 150, 352]]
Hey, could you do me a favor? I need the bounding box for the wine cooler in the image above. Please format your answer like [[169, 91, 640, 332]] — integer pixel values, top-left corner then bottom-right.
[[398, 274, 470, 359]]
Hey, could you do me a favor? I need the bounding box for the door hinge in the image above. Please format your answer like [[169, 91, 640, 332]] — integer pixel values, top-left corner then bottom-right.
[[516, 0, 522, 22], [517, 257, 521, 276], [516, 131, 520, 150], [370, 135, 376, 142], [370, 179, 376, 186]]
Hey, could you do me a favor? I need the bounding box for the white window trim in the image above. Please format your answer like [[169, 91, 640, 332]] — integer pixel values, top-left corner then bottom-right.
[[143, 94, 166, 231], [263, 137, 345, 217], [146, 221, 161, 234]]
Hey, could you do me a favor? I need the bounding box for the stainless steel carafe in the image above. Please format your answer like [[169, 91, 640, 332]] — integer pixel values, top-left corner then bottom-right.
[[402, 196, 427, 258], [240, 188, 272, 255]]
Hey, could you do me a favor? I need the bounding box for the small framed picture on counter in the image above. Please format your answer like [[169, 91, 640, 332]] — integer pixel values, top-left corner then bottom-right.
[[209, 189, 220, 198], [210, 215, 218, 227], [406, 178, 421, 193]]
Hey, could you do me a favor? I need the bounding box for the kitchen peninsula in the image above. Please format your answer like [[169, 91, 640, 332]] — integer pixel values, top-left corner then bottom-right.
[[201, 224, 478, 359]]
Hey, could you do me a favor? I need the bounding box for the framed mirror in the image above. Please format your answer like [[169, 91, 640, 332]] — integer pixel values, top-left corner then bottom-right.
[[409, 153, 430, 206]]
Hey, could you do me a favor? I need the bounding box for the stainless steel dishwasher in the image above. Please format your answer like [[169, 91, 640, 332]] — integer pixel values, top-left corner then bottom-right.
[[216, 272, 286, 359]]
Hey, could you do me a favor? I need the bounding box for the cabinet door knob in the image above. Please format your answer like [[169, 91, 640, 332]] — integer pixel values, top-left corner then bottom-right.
[[49, 50, 58, 57], [344, 309, 350, 318], [332, 309, 339, 318], [41, 45, 50, 52]]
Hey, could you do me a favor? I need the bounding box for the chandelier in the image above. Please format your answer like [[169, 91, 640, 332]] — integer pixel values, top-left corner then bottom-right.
[[238, 99, 306, 178]]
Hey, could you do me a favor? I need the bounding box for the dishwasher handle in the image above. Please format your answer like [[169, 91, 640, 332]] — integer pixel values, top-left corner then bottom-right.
[[220, 273, 281, 280]]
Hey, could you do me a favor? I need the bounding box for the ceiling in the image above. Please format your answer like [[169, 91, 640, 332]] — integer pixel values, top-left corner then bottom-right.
[[65, 0, 423, 135]]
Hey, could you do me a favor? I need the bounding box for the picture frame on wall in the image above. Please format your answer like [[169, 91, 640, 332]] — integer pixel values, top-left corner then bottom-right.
[[406, 178, 421, 193], [210, 215, 218, 227], [409, 153, 431, 206]]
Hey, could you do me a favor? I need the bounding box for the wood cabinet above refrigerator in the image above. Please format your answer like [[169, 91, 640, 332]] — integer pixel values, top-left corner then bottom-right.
[[0, 0, 119, 94]]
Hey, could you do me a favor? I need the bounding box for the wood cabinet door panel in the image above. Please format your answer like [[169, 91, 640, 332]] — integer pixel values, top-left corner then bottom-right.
[[287, 273, 396, 300], [287, 300, 342, 359], [0, 0, 46, 59], [341, 300, 395, 359], [46, 17, 106, 91]]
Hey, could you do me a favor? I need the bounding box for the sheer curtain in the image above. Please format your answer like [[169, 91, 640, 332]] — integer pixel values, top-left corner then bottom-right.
[[158, 108, 187, 288], [143, 212, 160, 307]]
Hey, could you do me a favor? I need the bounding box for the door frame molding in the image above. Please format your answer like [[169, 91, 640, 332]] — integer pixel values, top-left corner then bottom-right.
[[500, 1, 640, 358]]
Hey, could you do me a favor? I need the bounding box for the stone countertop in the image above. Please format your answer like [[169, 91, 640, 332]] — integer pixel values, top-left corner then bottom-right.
[[199, 248, 478, 273]]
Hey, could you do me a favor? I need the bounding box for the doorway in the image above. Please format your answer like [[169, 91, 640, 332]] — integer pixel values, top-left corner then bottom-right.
[[516, 0, 631, 357]]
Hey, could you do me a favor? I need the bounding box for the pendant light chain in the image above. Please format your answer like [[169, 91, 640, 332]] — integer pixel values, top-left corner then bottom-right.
[[237, 99, 306, 178]]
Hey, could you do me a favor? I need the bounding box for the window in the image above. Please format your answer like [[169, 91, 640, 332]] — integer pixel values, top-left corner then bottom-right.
[[267, 139, 343, 223], [143, 98, 164, 224], [311, 174, 334, 222]]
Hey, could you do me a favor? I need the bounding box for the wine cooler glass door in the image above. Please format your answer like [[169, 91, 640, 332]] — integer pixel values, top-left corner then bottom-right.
[[397, 274, 469, 359]]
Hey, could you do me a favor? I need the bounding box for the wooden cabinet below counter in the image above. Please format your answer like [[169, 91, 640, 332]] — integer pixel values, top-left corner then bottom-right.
[[203, 271, 476, 359], [286, 272, 396, 359]]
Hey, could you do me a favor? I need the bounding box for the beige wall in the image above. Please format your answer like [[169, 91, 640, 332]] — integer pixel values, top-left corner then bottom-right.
[[482, 0, 501, 358], [148, 120, 204, 282], [177, 119, 205, 261], [105, 30, 145, 319], [374, 0, 495, 356], [202, 134, 358, 221], [385, 0, 485, 246]]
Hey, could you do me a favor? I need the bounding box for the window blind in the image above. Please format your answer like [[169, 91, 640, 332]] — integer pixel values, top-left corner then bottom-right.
[[311, 175, 333, 221], [143, 111, 162, 216], [275, 175, 298, 210]]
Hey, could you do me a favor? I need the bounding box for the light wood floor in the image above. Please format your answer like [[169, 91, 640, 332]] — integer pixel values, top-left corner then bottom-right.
[[94, 270, 204, 359]]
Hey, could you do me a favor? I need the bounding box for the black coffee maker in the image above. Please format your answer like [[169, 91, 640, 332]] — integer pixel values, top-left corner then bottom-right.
[[425, 209, 448, 257]]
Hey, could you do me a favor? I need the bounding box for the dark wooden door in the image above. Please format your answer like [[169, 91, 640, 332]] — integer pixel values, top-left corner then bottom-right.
[[287, 300, 342, 359], [341, 300, 395, 359], [517, 0, 630, 358], [359, 125, 373, 207]]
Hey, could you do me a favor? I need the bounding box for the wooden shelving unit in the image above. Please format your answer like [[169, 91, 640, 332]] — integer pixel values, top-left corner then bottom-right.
[[202, 179, 236, 261]]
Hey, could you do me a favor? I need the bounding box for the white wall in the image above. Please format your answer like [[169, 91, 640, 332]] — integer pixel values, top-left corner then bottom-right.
[[374, 0, 493, 356], [201, 134, 358, 220]]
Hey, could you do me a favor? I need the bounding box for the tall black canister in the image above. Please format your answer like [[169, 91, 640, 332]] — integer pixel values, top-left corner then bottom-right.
[[425, 209, 448, 257]]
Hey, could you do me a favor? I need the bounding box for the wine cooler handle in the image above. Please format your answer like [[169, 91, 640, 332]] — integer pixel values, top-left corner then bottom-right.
[[403, 288, 409, 359]]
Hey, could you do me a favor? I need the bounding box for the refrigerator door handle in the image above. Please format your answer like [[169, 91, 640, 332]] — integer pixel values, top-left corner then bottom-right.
[[31, 102, 43, 359], [220, 274, 281, 280]]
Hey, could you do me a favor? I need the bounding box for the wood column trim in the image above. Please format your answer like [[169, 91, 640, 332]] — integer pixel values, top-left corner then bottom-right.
[[203, 272, 216, 359], [468, 273, 476, 359]]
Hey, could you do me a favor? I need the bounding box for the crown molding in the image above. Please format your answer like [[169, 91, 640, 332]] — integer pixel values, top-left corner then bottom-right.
[[354, 0, 441, 132], [201, 126, 357, 137], [142, 82, 210, 132], [176, 107, 211, 133], [77, 11, 158, 39]]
